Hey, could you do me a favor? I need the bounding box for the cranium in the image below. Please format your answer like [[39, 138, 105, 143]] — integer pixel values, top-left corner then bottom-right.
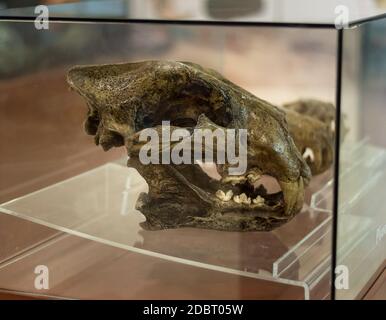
[[282, 99, 339, 175], [67, 60, 311, 231]]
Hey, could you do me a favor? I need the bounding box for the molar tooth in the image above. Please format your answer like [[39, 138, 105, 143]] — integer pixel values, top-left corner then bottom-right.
[[253, 195, 265, 205], [216, 190, 233, 202], [239, 193, 251, 205], [247, 173, 261, 183], [239, 193, 248, 202], [233, 195, 241, 203], [215, 190, 225, 200], [224, 190, 233, 201]]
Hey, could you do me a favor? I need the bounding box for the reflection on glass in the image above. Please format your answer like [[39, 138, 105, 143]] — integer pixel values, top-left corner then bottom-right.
[[337, 17, 386, 299], [0, 20, 337, 299]]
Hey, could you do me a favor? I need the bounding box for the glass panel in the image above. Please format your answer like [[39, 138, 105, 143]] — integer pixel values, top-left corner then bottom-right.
[[337, 17, 386, 299], [0, 0, 385, 26], [0, 20, 336, 299]]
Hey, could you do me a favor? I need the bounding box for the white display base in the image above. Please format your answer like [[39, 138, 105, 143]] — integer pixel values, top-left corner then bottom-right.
[[0, 160, 334, 299]]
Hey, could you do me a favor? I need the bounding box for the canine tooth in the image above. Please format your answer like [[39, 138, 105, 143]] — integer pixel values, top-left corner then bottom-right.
[[233, 195, 242, 203], [224, 190, 233, 201], [253, 195, 265, 205], [215, 190, 225, 200], [302, 147, 315, 162], [279, 178, 304, 216]]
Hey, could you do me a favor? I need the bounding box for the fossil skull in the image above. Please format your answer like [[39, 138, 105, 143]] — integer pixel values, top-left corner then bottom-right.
[[67, 61, 311, 231]]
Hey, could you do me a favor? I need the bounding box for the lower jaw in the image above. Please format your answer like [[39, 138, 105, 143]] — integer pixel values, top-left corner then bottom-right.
[[140, 209, 292, 232], [186, 211, 293, 232], [136, 190, 290, 232]]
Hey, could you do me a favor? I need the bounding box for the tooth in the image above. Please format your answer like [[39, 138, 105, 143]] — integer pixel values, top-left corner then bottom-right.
[[279, 180, 296, 216], [222, 176, 247, 185], [253, 195, 265, 205], [224, 190, 233, 201], [247, 172, 261, 183], [237, 193, 250, 205], [233, 195, 241, 203], [215, 190, 225, 200], [216, 190, 233, 202], [239, 193, 247, 201], [279, 178, 303, 216], [302, 147, 315, 162]]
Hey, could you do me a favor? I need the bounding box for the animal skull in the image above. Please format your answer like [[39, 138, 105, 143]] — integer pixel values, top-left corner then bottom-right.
[[67, 60, 312, 231], [283, 100, 335, 175]]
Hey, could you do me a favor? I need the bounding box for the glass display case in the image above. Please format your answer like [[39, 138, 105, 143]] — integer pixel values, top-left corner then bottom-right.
[[0, 0, 385, 300]]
